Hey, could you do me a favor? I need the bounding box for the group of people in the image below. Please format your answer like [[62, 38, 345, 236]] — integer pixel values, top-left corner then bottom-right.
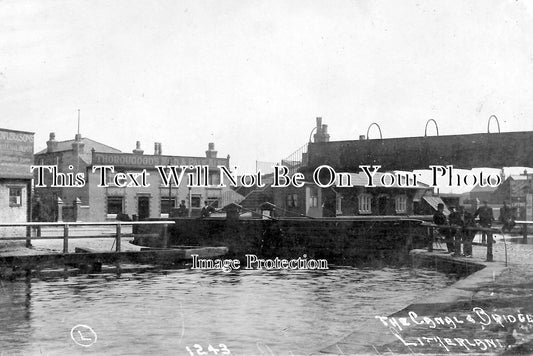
[[432, 201, 499, 257], [169, 200, 217, 218]]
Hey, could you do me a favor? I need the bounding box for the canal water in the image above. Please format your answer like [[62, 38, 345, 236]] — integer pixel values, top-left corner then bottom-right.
[[0, 267, 456, 356]]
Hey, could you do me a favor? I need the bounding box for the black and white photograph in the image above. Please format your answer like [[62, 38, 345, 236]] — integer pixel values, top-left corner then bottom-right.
[[2, 1, 533, 355]]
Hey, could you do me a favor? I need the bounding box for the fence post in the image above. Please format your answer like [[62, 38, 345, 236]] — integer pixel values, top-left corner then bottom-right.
[[428, 227, 433, 252], [57, 198, 64, 222], [26, 226, 32, 248], [162, 223, 168, 248], [63, 224, 69, 253], [116, 223, 122, 252], [523, 224, 528, 244], [486, 229, 493, 262]]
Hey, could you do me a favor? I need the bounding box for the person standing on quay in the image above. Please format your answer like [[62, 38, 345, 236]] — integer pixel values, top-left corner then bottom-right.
[[475, 201, 494, 245], [462, 211, 476, 257], [201, 201, 215, 218], [433, 203, 453, 253], [177, 200, 187, 217], [448, 206, 464, 256], [500, 201, 515, 232]]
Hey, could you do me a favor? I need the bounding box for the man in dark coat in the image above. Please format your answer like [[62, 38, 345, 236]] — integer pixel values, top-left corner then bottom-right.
[[201, 201, 215, 218], [433, 203, 453, 252], [500, 201, 515, 232], [462, 211, 476, 257], [177, 200, 187, 217], [475, 201, 494, 244], [448, 206, 464, 255]]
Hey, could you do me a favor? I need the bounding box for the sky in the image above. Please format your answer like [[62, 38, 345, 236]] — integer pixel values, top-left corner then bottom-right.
[[2, 0, 533, 174]]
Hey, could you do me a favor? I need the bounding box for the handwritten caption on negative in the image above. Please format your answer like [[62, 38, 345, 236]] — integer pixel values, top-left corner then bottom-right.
[[375, 307, 533, 353]]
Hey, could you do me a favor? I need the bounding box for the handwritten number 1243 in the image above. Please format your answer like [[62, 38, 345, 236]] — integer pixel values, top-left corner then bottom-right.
[[185, 344, 230, 355]]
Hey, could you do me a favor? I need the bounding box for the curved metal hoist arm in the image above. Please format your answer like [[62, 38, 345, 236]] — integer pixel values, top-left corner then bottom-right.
[[424, 119, 439, 136], [487, 114, 501, 133], [366, 122, 383, 140]]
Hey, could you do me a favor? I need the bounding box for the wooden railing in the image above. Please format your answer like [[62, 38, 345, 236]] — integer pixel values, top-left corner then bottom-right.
[[421, 222, 500, 262], [515, 220, 533, 243], [0, 221, 175, 253]]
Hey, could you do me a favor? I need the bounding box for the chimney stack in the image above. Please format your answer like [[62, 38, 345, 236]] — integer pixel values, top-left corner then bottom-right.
[[154, 142, 162, 155], [205, 142, 217, 158], [133, 141, 144, 155], [46, 132, 58, 152], [313, 117, 330, 143]]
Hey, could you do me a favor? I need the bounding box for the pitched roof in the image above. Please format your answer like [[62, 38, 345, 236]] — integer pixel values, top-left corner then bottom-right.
[[422, 196, 450, 215], [470, 184, 498, 193], [35, 137, 121, 155]]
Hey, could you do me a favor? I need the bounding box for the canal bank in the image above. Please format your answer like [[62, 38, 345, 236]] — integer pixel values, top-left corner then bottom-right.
[[318, 237, 533, 355]]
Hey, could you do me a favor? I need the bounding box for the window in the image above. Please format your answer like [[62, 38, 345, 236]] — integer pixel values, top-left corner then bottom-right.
[[395, 195, 407, 214], [9, 187, 22, 207], [358, 193, 372, 214], [286, 193, 299, 208], [107, 196, 124, 215], [191, 195, 202, 208], [161, 197, 176, 214]]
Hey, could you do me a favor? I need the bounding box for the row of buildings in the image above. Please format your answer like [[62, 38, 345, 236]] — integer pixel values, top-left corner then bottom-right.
[[34, 133, 235, 222], [2, 118, 532, 226]]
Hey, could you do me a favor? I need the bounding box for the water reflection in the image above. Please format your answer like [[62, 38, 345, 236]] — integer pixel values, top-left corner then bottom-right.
[[0, 267, 455, 356]]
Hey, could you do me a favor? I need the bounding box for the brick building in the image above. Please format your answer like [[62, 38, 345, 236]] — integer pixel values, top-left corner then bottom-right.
[[0, 128, 34, 237], [34, 132, 121, 221], [35, 133, 232, 221]]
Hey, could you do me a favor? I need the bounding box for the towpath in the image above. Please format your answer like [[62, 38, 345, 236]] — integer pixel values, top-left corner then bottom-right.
[[318, 234, 533, 355]]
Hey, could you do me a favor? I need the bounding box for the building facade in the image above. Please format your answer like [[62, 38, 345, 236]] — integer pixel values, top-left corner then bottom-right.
[[35, 133, 232, 221], [0, 128, 34, 237], [34, 132, 122, 221], [86, 143, 231, 221]]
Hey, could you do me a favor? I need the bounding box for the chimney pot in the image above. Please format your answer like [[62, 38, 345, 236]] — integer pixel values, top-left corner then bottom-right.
[[316, 117, 322, 131]]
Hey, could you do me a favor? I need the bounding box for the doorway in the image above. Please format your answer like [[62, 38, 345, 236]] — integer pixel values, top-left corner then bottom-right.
[[138, 196, 150, 220]]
